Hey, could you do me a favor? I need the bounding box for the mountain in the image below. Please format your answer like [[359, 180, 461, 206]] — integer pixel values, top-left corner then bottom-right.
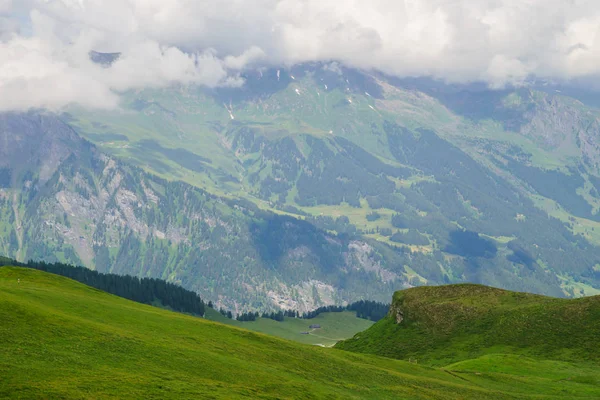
[[0, 113, 413, 312], [63, 65, 600, 297], [3, 266, 599, 399], [336, 284, 600, 366], [3, 64, 600, 309]]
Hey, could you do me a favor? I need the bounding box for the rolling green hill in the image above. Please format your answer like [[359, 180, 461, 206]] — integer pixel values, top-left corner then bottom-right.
[[336, 284, 600, 367], [2, 266, 600, 399], [1, 255, 374, 347]]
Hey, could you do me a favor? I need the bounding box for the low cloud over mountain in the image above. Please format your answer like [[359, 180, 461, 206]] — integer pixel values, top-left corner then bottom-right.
[[2, 0, 600, 111]]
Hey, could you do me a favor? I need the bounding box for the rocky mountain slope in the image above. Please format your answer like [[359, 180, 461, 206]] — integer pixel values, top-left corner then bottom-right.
[[0, 113, 415, 312], [3, 65, 600, 308]]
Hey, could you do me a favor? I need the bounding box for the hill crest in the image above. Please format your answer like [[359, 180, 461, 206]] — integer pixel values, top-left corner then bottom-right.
[[337, 284, 600, 366]]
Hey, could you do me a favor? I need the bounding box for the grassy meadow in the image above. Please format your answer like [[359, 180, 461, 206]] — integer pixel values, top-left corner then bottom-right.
[[3, 266, 600, 398]]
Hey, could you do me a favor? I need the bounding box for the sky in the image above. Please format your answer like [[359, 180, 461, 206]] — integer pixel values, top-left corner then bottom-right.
[[1, 0, 600, 111]]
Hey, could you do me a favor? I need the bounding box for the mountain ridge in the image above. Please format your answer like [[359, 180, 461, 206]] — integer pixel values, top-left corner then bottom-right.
[[0, 113, 416, 312], [3, 66, 600, 308]]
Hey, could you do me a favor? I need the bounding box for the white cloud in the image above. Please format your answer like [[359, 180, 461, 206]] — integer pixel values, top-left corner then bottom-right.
[[0, 16, 19, 40], [0, 29, 120, 111], [322, 62, 343, 75], [0, 0, 11, 14], [224, 46, 266, 70], [3, 0, 600, 111]]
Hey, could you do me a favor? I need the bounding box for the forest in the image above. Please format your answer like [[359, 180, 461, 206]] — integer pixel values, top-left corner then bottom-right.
[[259, 300, 390, 322]]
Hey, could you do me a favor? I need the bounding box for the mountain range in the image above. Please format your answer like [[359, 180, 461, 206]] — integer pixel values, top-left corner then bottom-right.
[[2, 62, 600, 310]]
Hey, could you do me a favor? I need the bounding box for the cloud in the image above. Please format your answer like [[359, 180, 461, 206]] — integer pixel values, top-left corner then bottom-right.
[[3, 0, 600, 111], [0, 16, 18, 40], [0, 1, 244, 111], [0, 0, 11, 13]]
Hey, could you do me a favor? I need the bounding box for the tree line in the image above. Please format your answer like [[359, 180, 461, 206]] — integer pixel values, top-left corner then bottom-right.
[[2, 255, 389, 323], [260, 300, 389, 322], [1, 257, 205, 316]]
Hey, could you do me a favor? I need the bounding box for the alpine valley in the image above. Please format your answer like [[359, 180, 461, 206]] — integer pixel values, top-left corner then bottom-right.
[[3, 61, 600, 314]]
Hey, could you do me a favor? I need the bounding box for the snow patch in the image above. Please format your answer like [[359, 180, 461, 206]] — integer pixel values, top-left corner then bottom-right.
[[224, 102, 235, 120]]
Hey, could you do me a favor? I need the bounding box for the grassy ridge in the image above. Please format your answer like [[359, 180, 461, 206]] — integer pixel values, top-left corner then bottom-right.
[[336, 284, 600, 367], [4, 267, 600, 399]]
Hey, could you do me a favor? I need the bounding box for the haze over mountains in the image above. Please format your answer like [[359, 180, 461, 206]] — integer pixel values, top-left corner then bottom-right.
[[4, 2, 600, 399], [3, 63, 600, 313], [2, 1, 600, 311], [5, 0, 600, 111]]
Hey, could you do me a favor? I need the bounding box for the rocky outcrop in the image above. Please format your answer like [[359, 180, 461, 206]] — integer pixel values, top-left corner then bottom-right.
[[389, 302, 404, 324]]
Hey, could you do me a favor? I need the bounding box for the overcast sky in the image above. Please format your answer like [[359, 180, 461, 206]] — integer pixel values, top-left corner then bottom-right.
[[1, 0, 600, 111]]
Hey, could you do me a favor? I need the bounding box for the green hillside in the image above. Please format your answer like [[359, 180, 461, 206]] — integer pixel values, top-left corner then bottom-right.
[[336, 284, 600, 366], [3, 266, 600, 399], [1, 255, 375, 347]]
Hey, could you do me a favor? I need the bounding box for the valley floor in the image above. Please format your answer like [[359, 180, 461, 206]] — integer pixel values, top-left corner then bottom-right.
[[204, 308, 374, 347]]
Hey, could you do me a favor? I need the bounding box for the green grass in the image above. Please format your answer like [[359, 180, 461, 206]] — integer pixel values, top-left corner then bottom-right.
[[4, 267, 600, 398], [204, 308, 374, 347], [336, 284, 600, 368], [443, 354, 600, 398]]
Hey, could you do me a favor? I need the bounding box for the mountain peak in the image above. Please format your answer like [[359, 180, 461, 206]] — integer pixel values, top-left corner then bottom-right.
[[89, 51, 121, 67]]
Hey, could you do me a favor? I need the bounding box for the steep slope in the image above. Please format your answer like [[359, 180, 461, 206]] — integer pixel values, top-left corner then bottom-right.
[[336, 284, 600, 366], [62, 67, 600, 298], [0, 113, 417, 312], [2, 266, 600, 399], [0, 112, 87, 185], [5, 66, 600, 304]]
